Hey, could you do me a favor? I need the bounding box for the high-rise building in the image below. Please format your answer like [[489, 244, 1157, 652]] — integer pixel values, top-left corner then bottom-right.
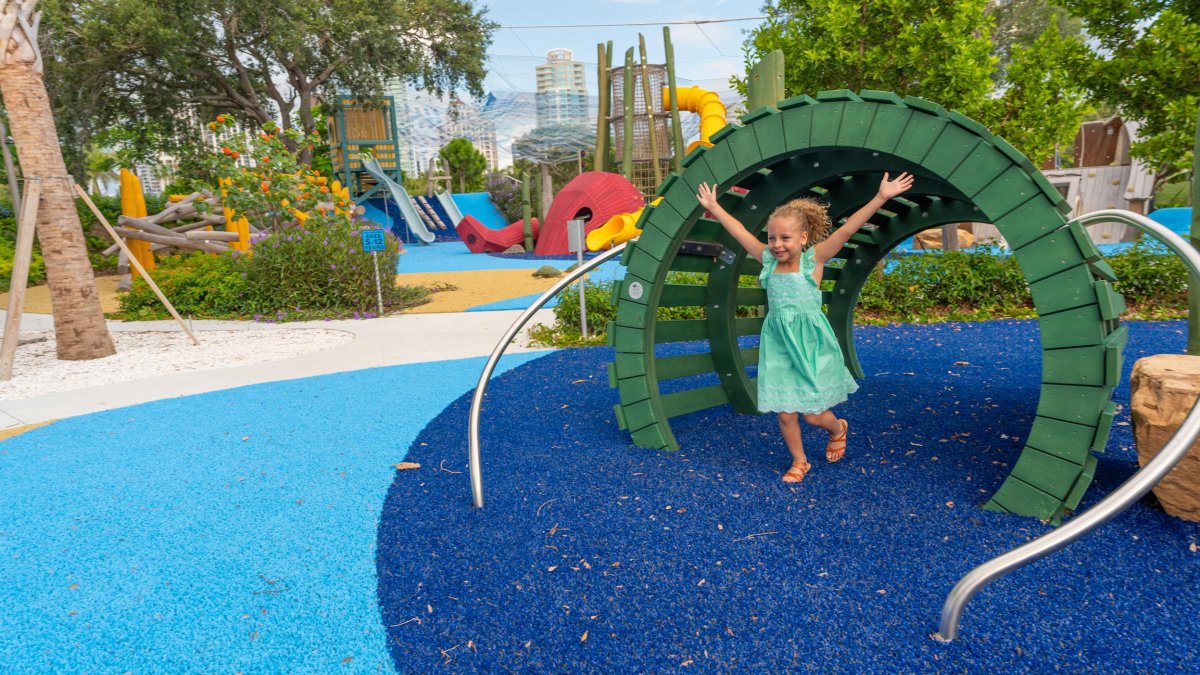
[[384, 79, 420, 178], [535, 48, 588, 127], [441, 97, 500, 171]]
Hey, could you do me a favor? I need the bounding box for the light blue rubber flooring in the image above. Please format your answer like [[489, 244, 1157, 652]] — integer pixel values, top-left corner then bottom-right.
[[0, 353, 547, 672]]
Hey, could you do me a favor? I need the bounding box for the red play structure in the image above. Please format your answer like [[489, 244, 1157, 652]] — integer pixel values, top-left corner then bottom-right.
[[453, 172, 644, 255], [455, 216, 541, 254], [533, 172, 644, 256]]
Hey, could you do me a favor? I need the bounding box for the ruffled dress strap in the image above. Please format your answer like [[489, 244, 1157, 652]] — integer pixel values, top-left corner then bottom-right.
[[799, 246, 818, 282], [758, 247, 778, 285]]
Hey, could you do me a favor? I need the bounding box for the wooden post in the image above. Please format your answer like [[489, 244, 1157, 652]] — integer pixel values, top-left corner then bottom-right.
[[663, 27, 684, 175], [521, 171, 533, 252], [594, 42, 609, 173], [605, 41, 614, 173], [638, 34, 662, 188], [540, 164, 552, 220], [942, 223, 960, 251], [622, 48, 634, 181], [747, 50, 785, 110], [74, 184, 201, 346], [0, 178, 41, 380]]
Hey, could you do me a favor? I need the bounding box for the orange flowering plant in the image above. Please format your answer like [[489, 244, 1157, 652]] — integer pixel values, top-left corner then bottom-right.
[[203, 115, 353, 231], [190, 116, 410, 318]]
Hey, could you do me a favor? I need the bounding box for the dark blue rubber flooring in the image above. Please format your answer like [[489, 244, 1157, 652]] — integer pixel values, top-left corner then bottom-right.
[[377, 320, 1200, 672]]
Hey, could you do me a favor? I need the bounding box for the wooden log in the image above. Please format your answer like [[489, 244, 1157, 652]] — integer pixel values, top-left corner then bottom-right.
[[0, 179, 42, 381], [184, 230, 240, 241], [75, 184, 200, 346], [115, 228, 229, 253], [117, 214, 181, 237]]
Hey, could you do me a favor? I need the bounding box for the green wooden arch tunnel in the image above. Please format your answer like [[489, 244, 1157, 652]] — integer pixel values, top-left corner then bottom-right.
[[606, 89, 1128, 524]]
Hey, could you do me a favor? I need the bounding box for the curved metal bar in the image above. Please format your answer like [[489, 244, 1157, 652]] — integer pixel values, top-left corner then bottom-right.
[[468, 242, 628, 508], [936, 209, 1200, 642]]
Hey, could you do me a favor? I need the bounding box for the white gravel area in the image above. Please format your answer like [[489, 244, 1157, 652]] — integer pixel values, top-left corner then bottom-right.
[[0, 329, 354, 401]]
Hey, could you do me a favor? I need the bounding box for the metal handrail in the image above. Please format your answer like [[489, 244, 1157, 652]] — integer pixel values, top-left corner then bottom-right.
[[468, 242, 628, 508], [935, 209, 1200, 642]]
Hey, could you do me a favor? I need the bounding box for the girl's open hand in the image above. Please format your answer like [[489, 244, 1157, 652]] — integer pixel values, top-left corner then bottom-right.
[[878, 172, 914, 201], [697, 182, 719, 212]]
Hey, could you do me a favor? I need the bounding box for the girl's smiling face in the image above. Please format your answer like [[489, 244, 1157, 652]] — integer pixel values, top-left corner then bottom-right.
[[766, 215, 806, 265]]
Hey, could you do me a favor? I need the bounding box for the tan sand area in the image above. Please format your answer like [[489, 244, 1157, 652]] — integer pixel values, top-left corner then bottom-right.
[[1, 269, 559, 316]]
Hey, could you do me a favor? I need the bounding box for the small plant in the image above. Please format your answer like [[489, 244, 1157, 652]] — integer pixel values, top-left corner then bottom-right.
[[117, 251, 247, 320]]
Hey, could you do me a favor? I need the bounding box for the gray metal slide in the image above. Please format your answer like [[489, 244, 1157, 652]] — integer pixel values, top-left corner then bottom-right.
[[359, 156, 435, 244], [434, 190, 464, 227]]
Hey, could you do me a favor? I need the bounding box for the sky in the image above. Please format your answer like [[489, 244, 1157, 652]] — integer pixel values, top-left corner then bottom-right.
[[414, 0, 771, 167], [479, 0, 766, 98]]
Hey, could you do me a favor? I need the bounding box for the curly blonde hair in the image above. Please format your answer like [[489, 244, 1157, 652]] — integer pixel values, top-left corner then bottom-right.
[[769, 198, 832, 248]]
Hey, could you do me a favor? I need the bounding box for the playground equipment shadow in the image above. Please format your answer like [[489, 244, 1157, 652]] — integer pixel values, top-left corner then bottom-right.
[[1, 318, 1195, 672]]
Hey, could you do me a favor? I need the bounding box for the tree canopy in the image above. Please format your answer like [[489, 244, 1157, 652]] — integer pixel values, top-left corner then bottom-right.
[[1059, 0, 1199, 176], [738, 0, 1089, 165], [43, 0, 496, 174], [439, 137, 487, 192]]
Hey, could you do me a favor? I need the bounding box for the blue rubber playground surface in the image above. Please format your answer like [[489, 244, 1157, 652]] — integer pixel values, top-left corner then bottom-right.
[[2, 320, 1197, 672]]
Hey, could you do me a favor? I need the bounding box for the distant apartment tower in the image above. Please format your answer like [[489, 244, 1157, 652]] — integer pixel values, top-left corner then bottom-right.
[[441, 97, 500, 171], [536, 49, 588, 127], [384, 79, 420, 177]]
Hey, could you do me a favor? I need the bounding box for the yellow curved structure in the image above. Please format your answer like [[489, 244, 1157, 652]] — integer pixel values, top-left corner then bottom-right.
[[666, 85, 728, 153], [585, 198, 661, 251], [119, 168, 154, 278]]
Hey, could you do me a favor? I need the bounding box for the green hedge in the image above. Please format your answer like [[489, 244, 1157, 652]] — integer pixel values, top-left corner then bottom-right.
[[528, 242, 1188, 347]]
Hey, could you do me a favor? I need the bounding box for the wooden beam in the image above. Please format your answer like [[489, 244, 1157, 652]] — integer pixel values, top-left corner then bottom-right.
[[74, 184, 201, 346], [0, 179, 42, 380]]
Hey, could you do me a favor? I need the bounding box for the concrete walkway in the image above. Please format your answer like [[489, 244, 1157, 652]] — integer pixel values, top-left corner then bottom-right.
[[0, 308, 556, 429]]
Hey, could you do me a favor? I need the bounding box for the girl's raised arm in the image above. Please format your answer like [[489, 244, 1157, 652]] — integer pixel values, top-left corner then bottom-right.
[[697, 182, 766, 262], [813, 172, 913, 263]]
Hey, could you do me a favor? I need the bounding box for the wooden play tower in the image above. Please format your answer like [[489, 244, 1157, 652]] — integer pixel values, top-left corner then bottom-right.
[[327, 96, 404, 199]]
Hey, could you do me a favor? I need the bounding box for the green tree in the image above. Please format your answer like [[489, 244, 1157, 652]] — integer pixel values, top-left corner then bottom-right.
[[1058, 0, 1200, 179], [988, 0, 1084, 81], [740, 0, 1089, 165], [84, 145, 118, 195], [439, 137, 487, 192], [41, 0, 496, 169]]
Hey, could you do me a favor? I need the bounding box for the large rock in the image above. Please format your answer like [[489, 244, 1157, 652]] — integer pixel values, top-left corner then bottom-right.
[[1131, 354, 1200, 521], [914, 225, 976, 250]]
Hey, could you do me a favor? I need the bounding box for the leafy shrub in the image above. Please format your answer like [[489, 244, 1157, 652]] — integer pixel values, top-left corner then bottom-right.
[[118, 251, 247, 320], [1107, 238, 1188, 317], [242, 218, 412, 316], [857, 246, 1033, 322], [0, 236, 46, 292], [528, 271, 764, 346], [487, 172, 524, 223]]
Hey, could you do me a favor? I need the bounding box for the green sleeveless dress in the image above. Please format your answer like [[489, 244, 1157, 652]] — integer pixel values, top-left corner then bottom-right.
[[756, 246, 858, 414]]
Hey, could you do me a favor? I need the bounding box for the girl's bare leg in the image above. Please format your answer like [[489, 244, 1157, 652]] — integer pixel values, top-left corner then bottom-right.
[[803, 410, 848, 462], [778, 412, 811, 482]]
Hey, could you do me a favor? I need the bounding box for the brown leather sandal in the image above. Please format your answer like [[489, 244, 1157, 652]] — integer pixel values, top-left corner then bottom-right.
[[826, 419, 848, 463], [782, 461, 811, 483]]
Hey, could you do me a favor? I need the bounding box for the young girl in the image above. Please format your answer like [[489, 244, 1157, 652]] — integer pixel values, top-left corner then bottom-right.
[[696, 172, 914, 483]]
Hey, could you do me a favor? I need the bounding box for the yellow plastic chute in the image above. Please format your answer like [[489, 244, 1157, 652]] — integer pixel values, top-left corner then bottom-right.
[[665, 85, 728, 153], [585, 197, 662, 251]]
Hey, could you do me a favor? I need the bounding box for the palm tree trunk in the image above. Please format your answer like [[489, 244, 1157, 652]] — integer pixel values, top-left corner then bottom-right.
[[0, 2, 114, 360]]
